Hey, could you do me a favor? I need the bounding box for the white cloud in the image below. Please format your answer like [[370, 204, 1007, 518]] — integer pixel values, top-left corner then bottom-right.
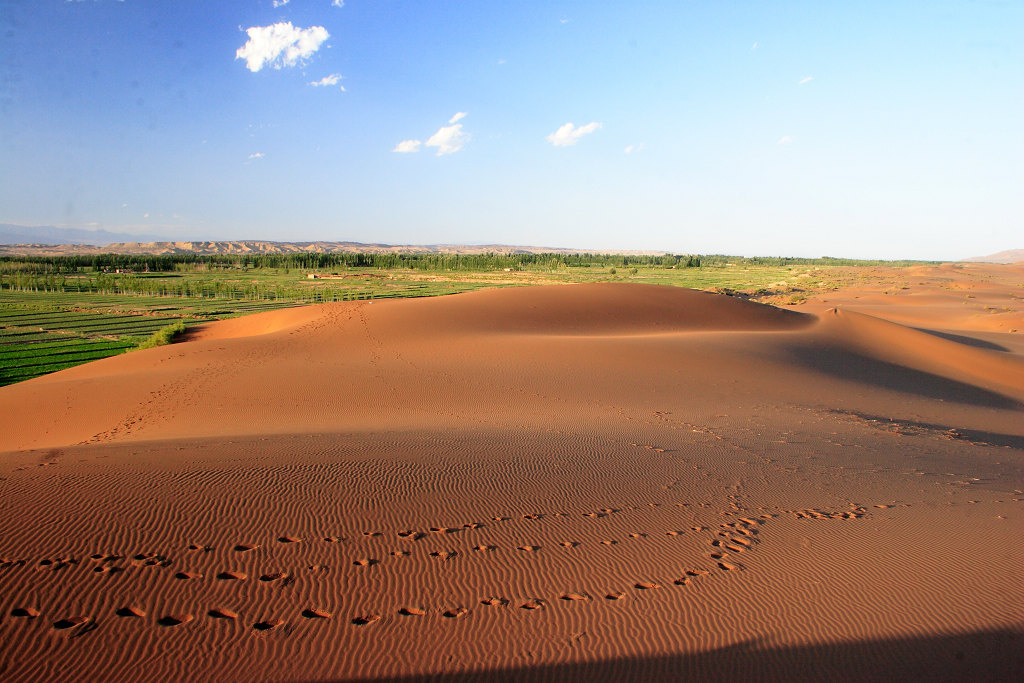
[[309, 73, 345, 90], [624, 143, 645, 154], [546, 121, 602, 147], [272, 0, 290, 7], [235, 22, 329, 73], [751, 42, 758, 50], [393, 140, 422, 153], [249, 152, 265, 159], [426, 123, 470, 156], [395, 113, 470, 156], [332, 0, 344, 7], [777, 136, 792, 145], [799, 76, 814, 85]]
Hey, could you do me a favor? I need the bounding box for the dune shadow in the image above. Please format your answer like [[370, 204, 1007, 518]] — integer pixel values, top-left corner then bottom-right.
[[914, 328, 1009, 352], [341, 627, 1022, 682], [787, 343, 1023, 410], [832, 410, 1024, 449]]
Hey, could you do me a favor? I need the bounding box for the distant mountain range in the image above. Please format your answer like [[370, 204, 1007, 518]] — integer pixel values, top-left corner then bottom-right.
[[962, 249, 1024, 264], [0, 224, 166, 247], [0, 225, 663, 257]]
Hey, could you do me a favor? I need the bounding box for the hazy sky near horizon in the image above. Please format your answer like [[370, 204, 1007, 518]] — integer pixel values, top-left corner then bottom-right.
[[1, 1, 1021, 260]]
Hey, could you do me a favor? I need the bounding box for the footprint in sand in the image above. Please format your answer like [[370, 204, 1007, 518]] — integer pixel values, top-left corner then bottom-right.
[[11, 607, 40, 619], [174, 571, 202, 580], [115, 606, 145, 618], [398, 607, 426, 616], [519, 600, 544, 610], [135, 554, 171, 567], [517, 545, 540, 552], [92, 565, 124, 575], [560, 541, 580, 548], [718, 561, 741, 571], [605, 592, 626, 600], [157, 614, 193, 627], [252, 619, 284, 631], [301, 608, 331, 619], [186, 544, 211, 552], [233, 544, 258, 553], [277, 536, 301, 544], [259, 572, 288, 582], [352, 614, 381, 626], [353, 559, 378, 567], [473, 545, 496, 552], [216, 571, 247, 581], [480, 597, 508, 607], [429, 550, 457, 561], [52, 616, 93, 633], [442, 607, 468, 619], [634, 582, 661, 590], [560, 593, 589, 601], [397, 530, 425, 540], [208, 608, 239, 620], [391, 550, 411, 557], [323, 536, 342, 543]]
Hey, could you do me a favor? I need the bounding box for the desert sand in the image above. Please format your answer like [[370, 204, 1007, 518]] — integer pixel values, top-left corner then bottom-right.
[[1, 267, 1023, 681]]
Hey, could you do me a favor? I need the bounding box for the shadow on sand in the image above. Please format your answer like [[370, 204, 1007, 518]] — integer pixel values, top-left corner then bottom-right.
[[348, 627, 1022, 683], [788, 344, 1023, 411]]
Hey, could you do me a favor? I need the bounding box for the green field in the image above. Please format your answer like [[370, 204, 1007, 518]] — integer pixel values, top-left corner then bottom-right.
[[0, 253, 934, 386]]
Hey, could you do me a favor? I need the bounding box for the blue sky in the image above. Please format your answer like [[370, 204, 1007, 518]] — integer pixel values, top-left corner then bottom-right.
[[1, 1, 1021, 259]]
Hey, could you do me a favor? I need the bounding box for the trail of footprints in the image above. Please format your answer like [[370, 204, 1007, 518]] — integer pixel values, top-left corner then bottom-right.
[[1, 501, 894, 638]]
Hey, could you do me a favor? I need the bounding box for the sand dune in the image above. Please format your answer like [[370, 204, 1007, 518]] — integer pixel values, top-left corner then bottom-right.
[[1, 282, 1022, 681]]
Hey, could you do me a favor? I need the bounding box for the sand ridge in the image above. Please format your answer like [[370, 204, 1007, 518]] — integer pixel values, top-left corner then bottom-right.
[[1, 281, 1022, 681]]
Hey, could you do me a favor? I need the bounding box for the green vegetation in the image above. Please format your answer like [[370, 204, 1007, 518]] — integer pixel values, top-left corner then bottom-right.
[[0, 252, 938, 386], [138, 321, 187, 349]]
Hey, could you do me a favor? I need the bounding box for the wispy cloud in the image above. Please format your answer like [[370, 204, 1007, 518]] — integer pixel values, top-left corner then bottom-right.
[[777, 136, 792, 145], [799, 76, 814, 85], [395, 113, 470, 156], [751, 42, 758, 50], [426, 120, 470, 156], [272, 0, 290, 7], [392, 140, 422, 153], [624, 143, 645, 154], [547, 121, 602, 147], [248, 152, 265, 159], [332, 0, 344, 7], [309, 73, 345, 90], [235, 22, 329, 73]]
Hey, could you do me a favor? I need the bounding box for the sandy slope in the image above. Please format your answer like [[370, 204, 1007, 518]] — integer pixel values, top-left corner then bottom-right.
[[1, 282, 1022, 682]]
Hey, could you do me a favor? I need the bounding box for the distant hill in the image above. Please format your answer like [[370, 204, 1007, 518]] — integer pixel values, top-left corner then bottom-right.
[[962, 249, 1024, 264], [0, 224, 165, 247], [0, 236, 666, 257]]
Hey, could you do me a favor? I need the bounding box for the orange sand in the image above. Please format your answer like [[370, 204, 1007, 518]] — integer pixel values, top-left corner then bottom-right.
[[1, 276, 1023, 681]]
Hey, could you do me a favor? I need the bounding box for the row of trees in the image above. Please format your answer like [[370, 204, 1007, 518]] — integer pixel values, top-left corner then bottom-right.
[[0, 271, 381, 303], [0, 251, 713, 274]]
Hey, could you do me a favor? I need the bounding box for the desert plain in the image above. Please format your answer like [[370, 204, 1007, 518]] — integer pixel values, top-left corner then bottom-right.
[[1, 262, 1023, 681]]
